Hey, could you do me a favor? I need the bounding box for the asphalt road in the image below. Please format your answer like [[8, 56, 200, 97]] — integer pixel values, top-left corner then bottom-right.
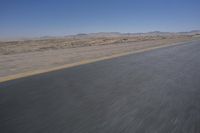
[[1, 41, 200, 133]]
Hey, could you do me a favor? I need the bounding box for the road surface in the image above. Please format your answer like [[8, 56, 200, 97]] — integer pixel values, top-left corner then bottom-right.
[[1, 40, 200, 133]]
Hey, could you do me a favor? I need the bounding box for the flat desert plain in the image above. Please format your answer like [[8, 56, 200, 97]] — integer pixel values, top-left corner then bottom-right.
[[0, 35, 199, 80]]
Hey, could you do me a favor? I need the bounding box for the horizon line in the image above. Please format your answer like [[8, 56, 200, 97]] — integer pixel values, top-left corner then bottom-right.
[[1, 29, 200, 42]]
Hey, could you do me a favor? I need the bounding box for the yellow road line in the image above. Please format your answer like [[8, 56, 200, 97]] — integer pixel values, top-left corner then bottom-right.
[[0, 42, 185, 83]]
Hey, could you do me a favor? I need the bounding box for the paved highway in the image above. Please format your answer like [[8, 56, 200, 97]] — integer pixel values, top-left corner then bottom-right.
[[1, 41, 200, 133]]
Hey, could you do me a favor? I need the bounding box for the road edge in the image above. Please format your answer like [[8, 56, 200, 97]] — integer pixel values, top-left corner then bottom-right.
[[0, 40, 193, 83]]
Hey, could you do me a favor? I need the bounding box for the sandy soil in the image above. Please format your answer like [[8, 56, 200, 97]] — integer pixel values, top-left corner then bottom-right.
[[0, 36, 185, 55], [0, 36, 198, 78]]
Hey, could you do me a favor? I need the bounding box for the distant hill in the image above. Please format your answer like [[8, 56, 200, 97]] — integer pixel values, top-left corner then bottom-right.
[[67, 30, 200, 38], [1, 30, 200, 42]]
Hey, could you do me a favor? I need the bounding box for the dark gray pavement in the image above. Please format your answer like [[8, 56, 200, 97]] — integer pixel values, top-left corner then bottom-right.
[[1, 41, 200, 133]]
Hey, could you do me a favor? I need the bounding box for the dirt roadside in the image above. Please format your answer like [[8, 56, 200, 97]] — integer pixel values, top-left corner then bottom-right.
[[0, 36, 199, 81]]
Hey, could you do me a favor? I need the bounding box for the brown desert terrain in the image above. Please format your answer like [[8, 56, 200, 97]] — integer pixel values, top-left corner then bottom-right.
[[0, 33, 200, 81]]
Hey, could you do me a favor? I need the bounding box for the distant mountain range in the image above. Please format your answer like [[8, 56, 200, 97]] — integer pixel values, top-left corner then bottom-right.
[[1, 30, 200, 42], [64, 30, 200, 38]]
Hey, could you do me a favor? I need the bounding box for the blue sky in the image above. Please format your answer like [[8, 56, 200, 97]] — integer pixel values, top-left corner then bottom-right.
[[0, 0, 200, 39]]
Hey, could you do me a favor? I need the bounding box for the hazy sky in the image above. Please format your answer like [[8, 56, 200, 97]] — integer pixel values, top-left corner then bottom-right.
[[0, 0, 200, 39]]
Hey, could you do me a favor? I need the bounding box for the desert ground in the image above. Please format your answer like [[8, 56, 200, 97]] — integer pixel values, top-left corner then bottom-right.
[[0, 34, 199, 79]]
